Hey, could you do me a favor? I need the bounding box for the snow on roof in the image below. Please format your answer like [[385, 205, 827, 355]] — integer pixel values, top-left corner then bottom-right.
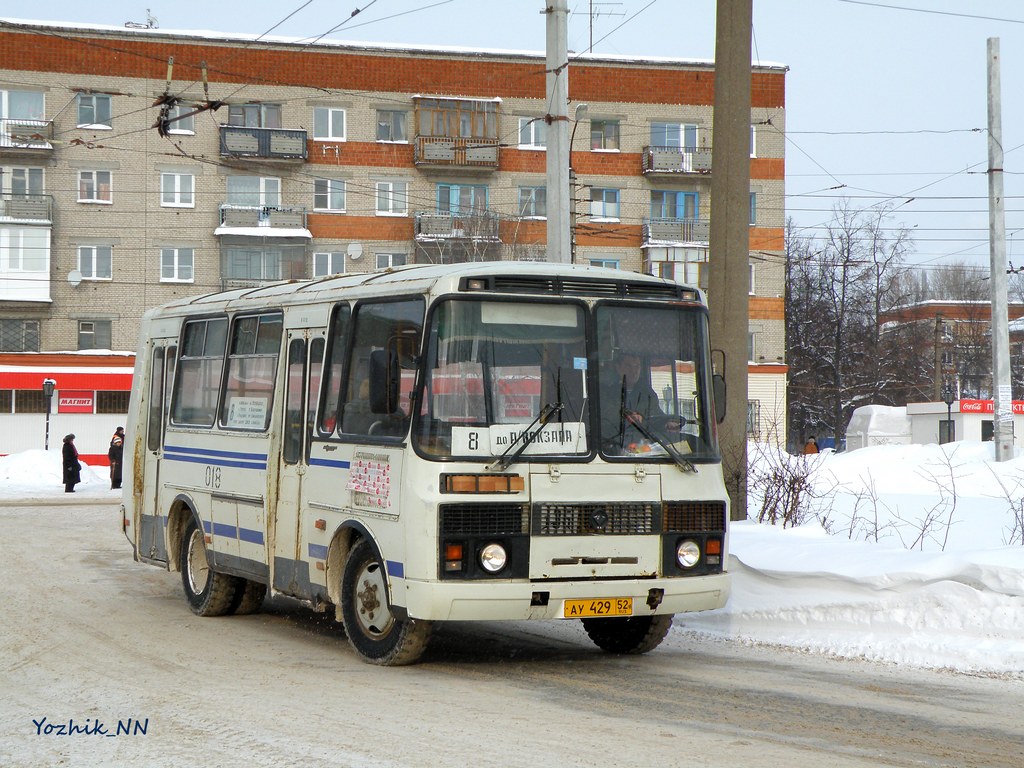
[[0, 17, 788, 70]]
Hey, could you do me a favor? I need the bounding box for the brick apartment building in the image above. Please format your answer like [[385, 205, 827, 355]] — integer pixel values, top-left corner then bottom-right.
[[0, 18, 788, 456]]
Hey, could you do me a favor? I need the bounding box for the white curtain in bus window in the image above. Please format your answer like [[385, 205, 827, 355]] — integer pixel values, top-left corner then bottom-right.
[[221, 313, 283, 430], [171, 318, 228, 427]]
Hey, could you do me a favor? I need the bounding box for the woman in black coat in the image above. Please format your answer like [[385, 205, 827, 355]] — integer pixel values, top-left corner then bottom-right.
[[62, 433, 81, 493]]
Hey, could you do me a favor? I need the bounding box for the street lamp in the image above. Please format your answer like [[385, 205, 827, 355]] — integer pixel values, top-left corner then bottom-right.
[[42, 378, 56, 450], [941, 382, 955, 444]]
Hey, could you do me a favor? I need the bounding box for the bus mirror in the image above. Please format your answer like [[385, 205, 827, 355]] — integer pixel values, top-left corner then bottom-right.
[[712, 372, 726, 424], [369, 349, 399, 414]]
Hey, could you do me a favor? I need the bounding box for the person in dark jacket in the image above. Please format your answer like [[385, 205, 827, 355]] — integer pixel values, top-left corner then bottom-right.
[[62, 433, 81, 493], [108, 426, 125, 490]]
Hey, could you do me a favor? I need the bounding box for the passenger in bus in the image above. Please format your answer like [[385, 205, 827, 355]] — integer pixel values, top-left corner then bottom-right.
[[62, 434, 81, 493], [108, 426, 125, 489]]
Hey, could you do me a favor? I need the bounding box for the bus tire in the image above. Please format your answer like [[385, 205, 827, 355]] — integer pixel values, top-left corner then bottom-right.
[[229, 579, 267, 615], [340, 538, 431, 666], [581, 614, 673, 655], [180, 517, 238, 617]]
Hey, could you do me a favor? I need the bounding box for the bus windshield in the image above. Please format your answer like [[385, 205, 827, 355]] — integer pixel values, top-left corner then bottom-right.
[[413, 297, 719, 462]]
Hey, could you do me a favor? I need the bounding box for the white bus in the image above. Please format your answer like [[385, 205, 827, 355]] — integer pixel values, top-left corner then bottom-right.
[[122, 262, 730, 665]]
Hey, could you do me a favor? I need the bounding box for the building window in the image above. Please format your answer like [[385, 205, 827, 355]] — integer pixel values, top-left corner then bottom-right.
[[313, 107, 346, 141], [77, 93, 111, 128], [518, 117, 546, 148], [1, 89, 45, 121], [227, 248, 281, 281], [375, 181, 408, 216], [589, 188, 620, 221], [79, 320, 112, 350], [747, 399, 761, 437], [161, 247, 194, 282], [79, 245, 113, 280], [750, 124, 758, 158], [750, 191, 757, 225], [15, 389, 47, 413], [749, 263, 756, 295], [646, 246, 707, 288], [165, 104, 195, 133], [96, 391, 131, 413], [438, 183, 487, 214], [226, 175, 280, 207], [376, 253, 407, 269], [227, 103, 282, 128], [160, 172, 194, 207], [518, 186, 546, 218], [650, 190, 697, 220], [6, 167, 44, 196], [0, 319, 39, 352], [589, 258, 619, 269], [314, 178, 346, 212], [650, 121, 697, 150], [376, 110, 408, 142], [313, 251, 345, 277], [590, 119, 620, 151], [748, 332, 756, 362], [78, 170, 112, 203]]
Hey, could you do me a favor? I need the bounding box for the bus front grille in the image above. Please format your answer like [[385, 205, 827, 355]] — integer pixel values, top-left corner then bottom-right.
[[663, 501, 727, 532], [439, 504, 530, 536], [533, 502, 658, 535]]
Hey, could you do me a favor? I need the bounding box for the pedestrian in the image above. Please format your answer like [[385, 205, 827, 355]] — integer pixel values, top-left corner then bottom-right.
[[62, 433, 82, 493], [803, 436, 819, 455], [108, 426, 125, 490]]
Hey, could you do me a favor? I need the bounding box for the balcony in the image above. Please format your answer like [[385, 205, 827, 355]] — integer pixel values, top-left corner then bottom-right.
[[413, 136, 500, 170], [641, 145, 712, 175], [0, 118, 54, 156], [414, 212, 500, 241], [642, 218, 710, 245], [216, 205, 310, 238], [219, 125, 307, 162], [0, 193, 52, 222]]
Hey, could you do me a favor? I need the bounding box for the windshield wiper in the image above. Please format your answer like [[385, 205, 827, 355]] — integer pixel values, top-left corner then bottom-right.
[[622, 407, 696, 473], [486, 401, 564, 472]]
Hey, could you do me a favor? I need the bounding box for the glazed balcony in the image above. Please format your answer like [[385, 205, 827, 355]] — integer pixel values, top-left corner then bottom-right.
[[0, 193, 52, 222], [0, 118, 54, 156], [641, 145, 712, 175], [642, 217, 710, 245], [414, 211, 501, 241], [413, 136, 500, 170], [220, 125, 307, 162]]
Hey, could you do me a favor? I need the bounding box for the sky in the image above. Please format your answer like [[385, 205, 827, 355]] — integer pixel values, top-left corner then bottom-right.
[[2, 439, 1022, 676], [9, 0, 1024, 279]]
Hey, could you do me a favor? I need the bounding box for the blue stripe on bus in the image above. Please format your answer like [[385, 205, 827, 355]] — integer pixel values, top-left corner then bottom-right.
[[308, 543, 329, 560], [205, 520, 265, 545], [212, 521, 237, 538], [165, 444, 269, 461], [164, 452, 267, 470], [308, 457, 351, 470], [239, 527, 265, 545], [386, 560, 404, 578]]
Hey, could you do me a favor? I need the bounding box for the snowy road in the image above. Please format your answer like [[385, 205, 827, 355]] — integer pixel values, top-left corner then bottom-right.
[[2, 504, 1022, 768]]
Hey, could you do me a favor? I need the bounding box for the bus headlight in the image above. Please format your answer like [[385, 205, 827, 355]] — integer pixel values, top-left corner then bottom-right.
[[480, 543, 508, 573], [675, 539, 701, 569]]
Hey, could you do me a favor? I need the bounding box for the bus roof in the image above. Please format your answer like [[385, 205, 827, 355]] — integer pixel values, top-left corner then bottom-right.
[[144, 262, 705, 317]]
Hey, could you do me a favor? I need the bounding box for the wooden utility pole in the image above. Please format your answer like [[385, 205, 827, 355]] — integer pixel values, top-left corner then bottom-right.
[[544, 0, 571, 264], [708, 0, 752, 518]]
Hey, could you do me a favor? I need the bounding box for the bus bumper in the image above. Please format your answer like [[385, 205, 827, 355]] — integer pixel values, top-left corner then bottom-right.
[[396, 573, 730, 622]]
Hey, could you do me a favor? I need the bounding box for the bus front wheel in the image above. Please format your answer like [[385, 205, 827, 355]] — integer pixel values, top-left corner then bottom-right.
[[340, 538, 431, 666], [180, 518, 238, 617], [581, 614, 673, 655]]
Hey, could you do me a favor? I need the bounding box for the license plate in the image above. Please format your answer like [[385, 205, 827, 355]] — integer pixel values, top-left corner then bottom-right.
[[563, 597, 633, 618]]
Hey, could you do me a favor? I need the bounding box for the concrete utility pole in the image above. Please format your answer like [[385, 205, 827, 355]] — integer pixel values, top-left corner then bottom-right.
[[986, 38, 1014, 461], [545, 0, 571, 263], [708, 0, 753, 518]]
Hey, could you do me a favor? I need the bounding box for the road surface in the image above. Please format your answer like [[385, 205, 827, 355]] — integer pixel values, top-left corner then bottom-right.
[[1, 503, 1022, 768]]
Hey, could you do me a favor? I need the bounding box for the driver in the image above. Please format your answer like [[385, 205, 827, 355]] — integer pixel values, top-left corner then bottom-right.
[[602, 352, 679, 447]]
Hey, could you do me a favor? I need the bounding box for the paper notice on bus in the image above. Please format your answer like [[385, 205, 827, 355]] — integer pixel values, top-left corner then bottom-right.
[[451, 422, 587, 457], [224, 397, 268, 429]]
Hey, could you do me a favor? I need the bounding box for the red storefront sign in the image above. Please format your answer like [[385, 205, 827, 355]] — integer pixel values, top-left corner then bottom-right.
[[58, 391, 95, 413], [958, 399, 1024, 415]]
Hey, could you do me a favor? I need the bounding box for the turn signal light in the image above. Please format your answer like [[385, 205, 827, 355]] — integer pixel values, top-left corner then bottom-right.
[[444, 542, 464, 573], [441, 473, 525, 494], [705, 538, 722, 555]]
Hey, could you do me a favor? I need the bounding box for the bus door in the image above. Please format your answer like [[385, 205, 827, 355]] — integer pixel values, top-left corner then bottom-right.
[[139, 339, 177, 564], [273, 329, 325, 597]]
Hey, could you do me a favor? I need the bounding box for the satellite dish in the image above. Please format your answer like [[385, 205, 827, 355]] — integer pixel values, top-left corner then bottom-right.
[[67, 270, 82, 288], [347, 242, 363, 260]]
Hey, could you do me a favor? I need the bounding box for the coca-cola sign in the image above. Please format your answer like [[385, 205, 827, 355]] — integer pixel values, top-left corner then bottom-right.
[[958, 399, 1024, 414]]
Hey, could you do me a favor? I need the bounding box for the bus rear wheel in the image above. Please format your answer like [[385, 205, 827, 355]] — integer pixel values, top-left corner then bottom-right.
[[180, 518, 238, 617], [581, 614, 673, 655], [229, 579, 267, 615], [340, 538, 431, 666]]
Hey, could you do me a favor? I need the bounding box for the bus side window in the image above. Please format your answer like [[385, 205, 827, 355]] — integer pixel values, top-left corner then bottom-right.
[[319, 305, 350, 435], [147, 347, 164, 452], [283, 338, 305, 464], [307, 337, 325, 448]]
